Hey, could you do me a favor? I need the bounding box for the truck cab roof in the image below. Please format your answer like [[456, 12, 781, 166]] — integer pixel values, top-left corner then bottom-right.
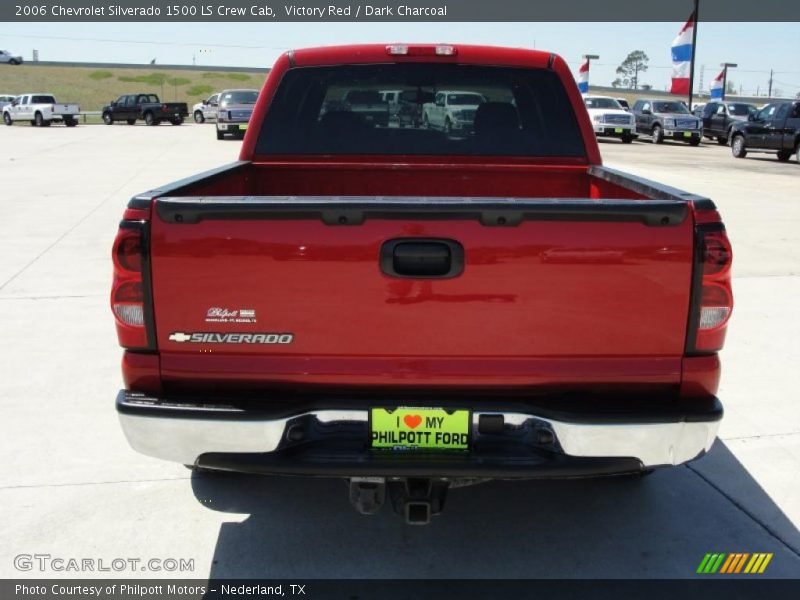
[[286, 44, 554, 69]]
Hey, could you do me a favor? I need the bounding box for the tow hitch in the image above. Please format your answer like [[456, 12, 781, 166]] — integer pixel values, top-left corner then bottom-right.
[[348, 477, 450, 524]]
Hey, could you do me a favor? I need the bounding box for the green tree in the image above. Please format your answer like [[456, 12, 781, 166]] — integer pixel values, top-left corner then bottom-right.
[[615, 51, 649, 90]]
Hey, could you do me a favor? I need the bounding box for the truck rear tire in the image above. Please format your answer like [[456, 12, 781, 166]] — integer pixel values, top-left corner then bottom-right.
[[34, 112, 44, 127], [144, 112, 157, 126], [689, 138, 701, 147], [731, 135, 747, 158], [103, 113, 113, 125], [777, 149, 792, 162], [2, 113, 11, 126], [64, 117, 77, 127], [170, 117, 183, 126], [716, 135, 728, 145], [651, 124, 664, 144], [621, 134, 634, 144]]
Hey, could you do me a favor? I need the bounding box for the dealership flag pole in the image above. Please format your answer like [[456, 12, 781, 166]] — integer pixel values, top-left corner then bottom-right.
[[688, 0, 699, 109], [578, 55, 599, 94], [670, 2, 698, 105]]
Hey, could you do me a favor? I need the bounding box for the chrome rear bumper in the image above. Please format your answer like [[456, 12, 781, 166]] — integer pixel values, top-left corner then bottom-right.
[[117, 391, 722, 475]]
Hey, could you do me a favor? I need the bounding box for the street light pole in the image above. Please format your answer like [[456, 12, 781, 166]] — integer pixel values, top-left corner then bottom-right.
[[581, 54, 599, 93], [720, 62, 738, 100]]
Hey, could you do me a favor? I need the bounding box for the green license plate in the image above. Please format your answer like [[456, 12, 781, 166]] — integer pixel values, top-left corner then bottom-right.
[[684, 131, 692, 137], [614, 127, 623, 133], [239, 123, 248, 130], [371, 407, 470, 450]]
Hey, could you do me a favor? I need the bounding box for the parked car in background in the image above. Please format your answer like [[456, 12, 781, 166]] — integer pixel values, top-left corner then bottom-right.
[[379, 89, 403, 121], [616, 98, 631, 111], [700, 101, 757, 145], [193, 93, 220, 123], [216, 88, 259, 139], [112, 43, 731, 524], [633, 98, 702, 145], [102, 93, 188, 126], [583, 95, 636, 143], [730, 100, 800, 163], [0, 50, 23, 65], [423, 90, 486, 135], [0, 94, 15, 109], [396, 89, 435, 127], [2, 93, 79, 127], [343, 90, 390, 127]]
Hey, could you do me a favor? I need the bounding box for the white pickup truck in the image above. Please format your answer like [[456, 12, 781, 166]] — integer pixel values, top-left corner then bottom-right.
[[582, 95, 636, 144], [2, 93, 80, 127], [192, 93, 220, 123], [422, 90, 486, 135]]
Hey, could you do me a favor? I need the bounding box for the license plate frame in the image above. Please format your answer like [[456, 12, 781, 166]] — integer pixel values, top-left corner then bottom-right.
[[370, 407, 470, 451]]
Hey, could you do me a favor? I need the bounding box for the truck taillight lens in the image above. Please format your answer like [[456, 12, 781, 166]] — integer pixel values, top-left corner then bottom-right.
[[113, 281, 145, 326], [115, 230, 142, 272], [689, 225, 733, 353], [111, 222, 154, 350]]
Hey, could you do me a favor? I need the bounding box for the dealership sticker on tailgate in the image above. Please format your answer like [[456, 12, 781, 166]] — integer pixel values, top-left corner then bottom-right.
[[371, 408, 470, 450]]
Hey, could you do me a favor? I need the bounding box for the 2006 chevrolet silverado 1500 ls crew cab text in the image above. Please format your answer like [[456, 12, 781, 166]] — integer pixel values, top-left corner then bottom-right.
[[112, 44, 733, 524]]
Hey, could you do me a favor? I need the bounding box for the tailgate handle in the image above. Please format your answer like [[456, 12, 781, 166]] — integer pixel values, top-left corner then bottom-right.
[[380, 239, 464, 279]]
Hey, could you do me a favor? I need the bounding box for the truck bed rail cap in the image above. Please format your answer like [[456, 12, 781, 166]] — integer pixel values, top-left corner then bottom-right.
[[154, 196, 689, 227]]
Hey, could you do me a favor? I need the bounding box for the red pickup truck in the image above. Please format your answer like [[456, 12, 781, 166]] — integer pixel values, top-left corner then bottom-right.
[[112, 44, 732, 524]]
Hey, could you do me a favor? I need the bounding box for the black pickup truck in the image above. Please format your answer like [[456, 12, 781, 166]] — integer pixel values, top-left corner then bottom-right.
[[730, 100, 800, 162], [700, 101, 756, 145], [102, 93, 189, 126]]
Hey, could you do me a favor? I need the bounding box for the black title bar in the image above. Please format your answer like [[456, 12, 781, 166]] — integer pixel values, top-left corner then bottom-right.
[[3, 0, 799, 22], [4, 579, 800, 600]]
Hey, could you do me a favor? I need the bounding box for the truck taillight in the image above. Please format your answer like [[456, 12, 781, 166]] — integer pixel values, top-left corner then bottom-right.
[[111, 222, 154, 350], [688, 225, 733, 354]]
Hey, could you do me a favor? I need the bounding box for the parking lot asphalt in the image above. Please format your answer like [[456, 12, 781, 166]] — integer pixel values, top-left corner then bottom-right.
[[0, 124, 798, 579]]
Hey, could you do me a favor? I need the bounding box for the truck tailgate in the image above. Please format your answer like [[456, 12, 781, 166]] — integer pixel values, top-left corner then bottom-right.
[[148, 197, 694, 388], [53, 104, 79, 114]]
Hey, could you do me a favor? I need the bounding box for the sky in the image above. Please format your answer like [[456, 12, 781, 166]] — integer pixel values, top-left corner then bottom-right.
[[1, 21, 798, 98]]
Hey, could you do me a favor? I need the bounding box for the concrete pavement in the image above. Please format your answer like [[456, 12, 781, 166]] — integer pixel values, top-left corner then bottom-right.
[[0, 124, 798, 579]]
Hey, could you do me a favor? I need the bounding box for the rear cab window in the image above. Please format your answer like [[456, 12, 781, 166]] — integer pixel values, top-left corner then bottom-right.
[[584, 97, 622, 110], [221, 91, 259, 104], [255, 63, 586, 157]]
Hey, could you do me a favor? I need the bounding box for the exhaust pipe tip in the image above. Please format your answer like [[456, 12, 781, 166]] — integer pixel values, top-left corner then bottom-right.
[[405, 501, 431, 525]]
